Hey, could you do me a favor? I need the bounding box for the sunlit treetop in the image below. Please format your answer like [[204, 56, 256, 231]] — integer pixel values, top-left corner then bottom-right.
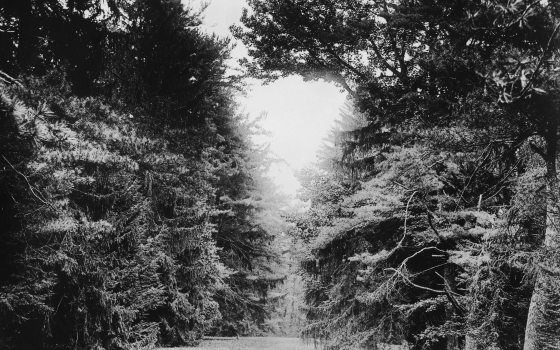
[[233, 0, 557, 96], [234, 0, 559, 145]]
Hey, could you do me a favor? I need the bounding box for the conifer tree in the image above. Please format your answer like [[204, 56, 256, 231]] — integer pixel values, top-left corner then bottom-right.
[[238, 1, 559, 349], [0, 0, 284, 348]]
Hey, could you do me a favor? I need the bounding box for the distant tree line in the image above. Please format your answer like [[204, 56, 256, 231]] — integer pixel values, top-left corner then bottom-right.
[[235, 1, 560, 349], [0, 1, 284, 349]]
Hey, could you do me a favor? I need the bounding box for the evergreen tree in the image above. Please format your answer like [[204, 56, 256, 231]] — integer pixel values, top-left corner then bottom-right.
[[0, 0, 119, 95], [0, 0, 284, 348], [237, 1, 559, 349]]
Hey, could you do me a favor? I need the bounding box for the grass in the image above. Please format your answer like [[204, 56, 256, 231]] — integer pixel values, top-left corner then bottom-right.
[[160, 337, 316, 350]]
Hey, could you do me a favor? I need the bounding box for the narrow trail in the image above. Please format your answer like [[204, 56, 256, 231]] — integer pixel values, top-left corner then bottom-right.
[[162, 337, 315, 350]]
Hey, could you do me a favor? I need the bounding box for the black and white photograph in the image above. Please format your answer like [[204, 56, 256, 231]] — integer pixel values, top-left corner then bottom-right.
[[0, 0, 559, 349]]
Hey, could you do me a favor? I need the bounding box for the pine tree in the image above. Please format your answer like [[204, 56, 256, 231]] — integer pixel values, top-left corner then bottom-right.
[[0, 0, 284, 348], [237, 1, 559, 349]]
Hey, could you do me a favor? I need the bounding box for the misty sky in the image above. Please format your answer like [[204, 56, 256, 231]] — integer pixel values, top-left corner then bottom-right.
[[194, 0, 348, 195]]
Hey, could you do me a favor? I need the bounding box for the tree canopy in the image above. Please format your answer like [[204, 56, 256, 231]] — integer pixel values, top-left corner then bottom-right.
[[0, 1, 286, 349], [237, 1, 560, 349]]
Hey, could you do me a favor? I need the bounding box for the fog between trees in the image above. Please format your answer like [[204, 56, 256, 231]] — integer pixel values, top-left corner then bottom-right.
[[1, 1, 559, 350]]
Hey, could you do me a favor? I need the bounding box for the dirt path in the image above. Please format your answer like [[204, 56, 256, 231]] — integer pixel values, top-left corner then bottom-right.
[[161, 337, 315, 350]]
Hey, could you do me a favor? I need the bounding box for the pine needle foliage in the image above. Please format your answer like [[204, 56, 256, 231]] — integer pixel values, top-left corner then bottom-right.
[[238, 1, 559, 349], [0, 1, 284, 349]]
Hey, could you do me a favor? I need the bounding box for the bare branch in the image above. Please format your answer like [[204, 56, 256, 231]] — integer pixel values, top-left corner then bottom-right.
[[368, 37, 402, 79], [515, 21, 560, 99], [330, 72, 358, 99], [2, 155, 49, 206], [388, 267, 446, 294]]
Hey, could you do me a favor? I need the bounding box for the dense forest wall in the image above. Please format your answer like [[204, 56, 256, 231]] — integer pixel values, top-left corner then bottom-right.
[[236, 1, 560, 350], [2, 1, 560, 350], [0, 1, 284, 349]]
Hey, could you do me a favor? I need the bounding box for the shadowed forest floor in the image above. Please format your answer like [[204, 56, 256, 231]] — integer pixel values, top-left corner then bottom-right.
[[161, 337, 316, 350]]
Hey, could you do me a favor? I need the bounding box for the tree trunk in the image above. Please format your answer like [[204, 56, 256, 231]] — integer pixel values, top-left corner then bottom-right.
[[464, 335, 477, 350], [523, 123, 560, 350], [444, 266, 460, 350], [523, 284, 544, 350]]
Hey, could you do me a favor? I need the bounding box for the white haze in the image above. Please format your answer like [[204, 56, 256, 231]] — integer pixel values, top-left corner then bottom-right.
[[194, 0, 348, 196]]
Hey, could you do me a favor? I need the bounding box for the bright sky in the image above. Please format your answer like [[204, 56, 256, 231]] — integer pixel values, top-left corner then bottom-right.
[[193, 0, 347, 196]]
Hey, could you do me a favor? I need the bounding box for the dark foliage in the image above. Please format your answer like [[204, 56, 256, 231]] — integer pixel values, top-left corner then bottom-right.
[[236, 1, 560, 349], [0, 1, 282, 349]]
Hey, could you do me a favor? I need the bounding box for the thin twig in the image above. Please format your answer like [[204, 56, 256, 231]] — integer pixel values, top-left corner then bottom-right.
[[2, 155, 50, 206], [515, 21, 560, 99], [401, 191, 418, 246]]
